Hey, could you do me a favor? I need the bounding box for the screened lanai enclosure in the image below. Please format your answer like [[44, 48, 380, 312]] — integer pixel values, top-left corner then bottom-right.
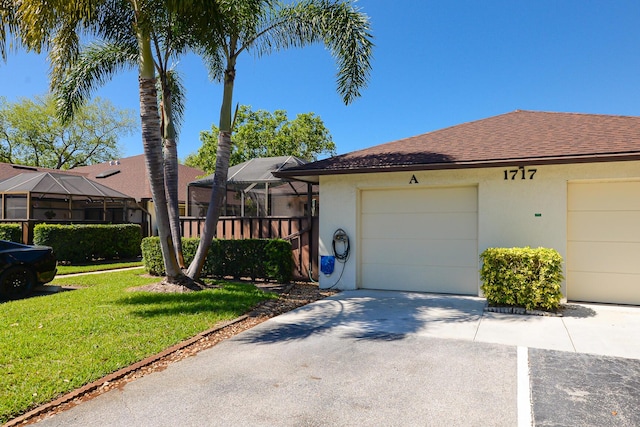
[[0, 172, 137, 221], [187, 156, 319, 218], [184, 156, 320, 280]]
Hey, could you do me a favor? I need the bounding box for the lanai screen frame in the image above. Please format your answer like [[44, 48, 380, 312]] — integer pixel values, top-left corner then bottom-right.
[[0, 190, 136, 221]]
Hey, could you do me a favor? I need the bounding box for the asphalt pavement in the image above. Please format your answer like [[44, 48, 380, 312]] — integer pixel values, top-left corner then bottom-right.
[[32, 290, 640, 427]]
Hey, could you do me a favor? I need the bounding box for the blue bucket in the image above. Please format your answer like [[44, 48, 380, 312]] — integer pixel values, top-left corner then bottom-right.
[[320, 255, 335, 275]]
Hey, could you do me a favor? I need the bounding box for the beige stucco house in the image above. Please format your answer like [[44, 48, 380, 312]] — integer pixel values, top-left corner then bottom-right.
[[278, 110, 640, 305]]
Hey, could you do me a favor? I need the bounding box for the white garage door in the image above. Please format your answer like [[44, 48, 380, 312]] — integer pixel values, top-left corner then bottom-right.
[[567, 181, 640, 305], [360, 186, 478, 294]]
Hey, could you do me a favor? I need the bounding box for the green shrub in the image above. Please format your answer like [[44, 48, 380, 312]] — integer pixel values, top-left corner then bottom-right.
[[141, 237, 293, 282], [33, 224, 142, 263], [480, 247, 564, 311], [264, 239, 294, 281], [0, 224, 21, 242]]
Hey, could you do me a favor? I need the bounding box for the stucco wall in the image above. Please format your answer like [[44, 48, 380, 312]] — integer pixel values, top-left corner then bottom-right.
[[318, 160, 640, 295]]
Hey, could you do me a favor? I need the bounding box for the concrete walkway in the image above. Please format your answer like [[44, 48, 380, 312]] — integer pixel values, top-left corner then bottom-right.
[[296, 290, 640, 360]]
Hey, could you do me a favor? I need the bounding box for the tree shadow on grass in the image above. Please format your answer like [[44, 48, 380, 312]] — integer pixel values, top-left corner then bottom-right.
[[115, 289, 271, 318], [237, 291, 486, 344]]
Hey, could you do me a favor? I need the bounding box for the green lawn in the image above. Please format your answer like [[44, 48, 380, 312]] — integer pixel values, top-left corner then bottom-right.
[[0, 268, 276, 424]]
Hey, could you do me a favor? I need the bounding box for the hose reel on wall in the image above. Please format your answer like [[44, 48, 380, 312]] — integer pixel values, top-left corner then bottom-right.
[[320, 228, 350, 288], [332, 228, 350, 263]]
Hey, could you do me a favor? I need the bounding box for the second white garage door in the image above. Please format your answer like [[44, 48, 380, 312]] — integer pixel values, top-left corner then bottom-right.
[[567, 181, 640, 305], [360, 186, 478, 294]]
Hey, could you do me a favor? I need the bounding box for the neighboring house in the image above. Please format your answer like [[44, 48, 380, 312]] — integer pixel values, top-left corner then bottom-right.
[[73, 154, 204, 235], [277, 110, 640, 306], [0, 171, 135, 221], [0, 155, 204, 236], [0, 164, 138, 242]]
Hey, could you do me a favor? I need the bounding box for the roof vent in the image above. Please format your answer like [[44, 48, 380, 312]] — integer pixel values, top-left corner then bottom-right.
[[12, 165, 38, 171], [96, 169, 121, 178]]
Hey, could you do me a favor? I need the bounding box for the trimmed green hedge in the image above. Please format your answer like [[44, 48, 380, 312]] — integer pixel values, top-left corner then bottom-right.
[[33, 224, 142, 263], [0, 224, 21, 242], [480, 247, 564, 311], [141, 237, 293, 283]]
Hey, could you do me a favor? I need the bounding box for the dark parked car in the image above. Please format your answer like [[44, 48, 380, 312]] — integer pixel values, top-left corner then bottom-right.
[[0, 240, 57, 300]]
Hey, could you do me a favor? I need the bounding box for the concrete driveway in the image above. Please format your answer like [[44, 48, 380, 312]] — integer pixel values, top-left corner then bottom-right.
[[34, 290, 640, 427]]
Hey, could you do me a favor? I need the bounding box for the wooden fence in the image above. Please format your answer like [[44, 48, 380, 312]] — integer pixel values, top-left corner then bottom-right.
[[0, 217, 320, 281], [180, 216, 319, 281]]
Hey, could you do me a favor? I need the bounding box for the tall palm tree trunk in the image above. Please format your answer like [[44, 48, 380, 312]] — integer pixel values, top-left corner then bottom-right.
[[164, 136, 185, 268], [138, 32, 183, 282], [161, 90, 186, 268], [186, 63, 235, 279]]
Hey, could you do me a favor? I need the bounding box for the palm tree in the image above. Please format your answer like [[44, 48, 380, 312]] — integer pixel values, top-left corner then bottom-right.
[[55, 12, 191, 269], [10, 0, 216, 283], [185, 0, 373, 278]]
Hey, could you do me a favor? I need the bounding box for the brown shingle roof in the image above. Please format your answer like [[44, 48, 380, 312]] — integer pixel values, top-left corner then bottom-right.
[[0, 163, 84, 182], [0, 156, 204, 203], [277, 110, 640, 180], [0, 172, 134, 199], [71, 154, 204, 203]]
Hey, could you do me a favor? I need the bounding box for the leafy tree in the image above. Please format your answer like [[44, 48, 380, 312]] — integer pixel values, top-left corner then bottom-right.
[[185, 105, 336, 173], [0, 95, 133, 169], [185, 0, 373, 279]]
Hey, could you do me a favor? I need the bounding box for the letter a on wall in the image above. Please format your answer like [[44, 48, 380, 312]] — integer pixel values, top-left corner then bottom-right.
[[409, 175, 419, 184]]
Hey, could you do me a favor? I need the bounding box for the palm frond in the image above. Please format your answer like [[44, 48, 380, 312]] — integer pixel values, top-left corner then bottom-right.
[[317, 1, 373, 104], [14, 0, 99, 52], [246, 0, 373, 105], [0, 0, 18, 61], [157, 69, 186, 135], [13, 0, 61, 52], [200, 48, 225, 82], [94, 0, 137, 45], [187, 0, 271, 66], [54, 40, 138, 122], [48, 21, 81, 92]]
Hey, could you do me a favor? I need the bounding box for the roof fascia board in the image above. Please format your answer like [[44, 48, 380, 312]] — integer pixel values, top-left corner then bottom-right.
[[275, 153, 640, 179]]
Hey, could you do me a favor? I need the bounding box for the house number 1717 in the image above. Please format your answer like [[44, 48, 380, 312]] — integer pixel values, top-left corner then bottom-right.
[[503, 166, 537, 180]]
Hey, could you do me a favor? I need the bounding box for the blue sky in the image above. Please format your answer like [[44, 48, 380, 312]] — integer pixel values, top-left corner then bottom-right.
[[1, 1, 640, 162]]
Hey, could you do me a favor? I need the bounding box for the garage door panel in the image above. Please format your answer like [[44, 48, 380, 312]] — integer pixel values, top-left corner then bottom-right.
[[568, 211, 640, 242], [568, 241, 640, 274], [361, 263, 478, 294], [362, 212, 477, 240], [568, 181, 640, 211], [360, 186, 478, 295], [567, 271, 640, 305], [361, 187, 477, 214], [361, 238, 478, 268], [567, 181, 640, 305]]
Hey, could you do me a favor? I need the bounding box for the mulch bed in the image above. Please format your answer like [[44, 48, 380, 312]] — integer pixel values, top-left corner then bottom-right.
[[10, 282, 337, 427]]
